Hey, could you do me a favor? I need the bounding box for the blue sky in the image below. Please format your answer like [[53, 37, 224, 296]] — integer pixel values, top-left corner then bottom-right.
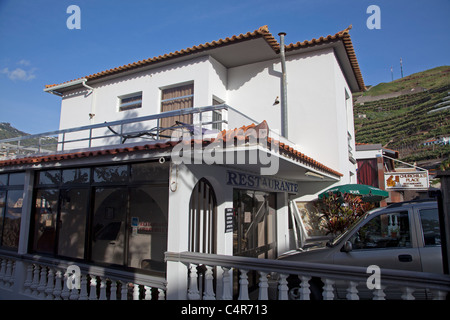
[[0, 0, 449, 134]]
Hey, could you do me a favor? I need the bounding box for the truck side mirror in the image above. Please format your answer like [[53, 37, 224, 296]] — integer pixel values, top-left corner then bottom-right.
[[341, 241, 353, 253]]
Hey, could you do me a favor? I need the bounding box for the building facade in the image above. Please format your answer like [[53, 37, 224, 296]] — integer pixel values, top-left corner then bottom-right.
[[0, 25, 365, 299]]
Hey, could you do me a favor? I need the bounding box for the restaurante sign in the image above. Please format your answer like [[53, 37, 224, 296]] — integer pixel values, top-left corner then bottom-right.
[[227, 170, 298, 193], [384, 171, 429, 190]]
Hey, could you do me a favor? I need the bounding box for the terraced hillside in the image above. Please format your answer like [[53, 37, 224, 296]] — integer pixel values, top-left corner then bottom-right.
[[354, 66, 450, 164]]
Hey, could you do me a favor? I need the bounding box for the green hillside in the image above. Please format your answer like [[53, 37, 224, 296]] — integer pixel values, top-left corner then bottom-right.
[[354, 66, 450, 165]]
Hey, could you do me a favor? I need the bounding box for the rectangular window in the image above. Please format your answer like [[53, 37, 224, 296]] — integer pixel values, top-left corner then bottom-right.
[[0, 172, 25, 250], [128, 186, 168, 271], [92, 187, 127, 265], [33, 189, 59, 254], [58, 188, 89, 259], [212, 98, 223, 131], [420, 208, 441, 246], [350, 211, 411, 249], [119, 92, 142, 111], [160, 83, 194, 130], [93, 165, 128, 183], [62, 168, 90, 185]]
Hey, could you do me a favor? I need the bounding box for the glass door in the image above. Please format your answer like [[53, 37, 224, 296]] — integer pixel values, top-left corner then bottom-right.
[[233, 190, 277, 259]]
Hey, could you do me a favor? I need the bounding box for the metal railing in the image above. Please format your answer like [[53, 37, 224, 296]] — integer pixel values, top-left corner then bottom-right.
[[0, 104, 297, 162], [0, 104, 232, 160]]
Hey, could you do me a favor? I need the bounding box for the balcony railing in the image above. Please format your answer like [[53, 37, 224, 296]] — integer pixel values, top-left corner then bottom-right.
[[165, 251, 450, 300], [0, 104, 293, 161]]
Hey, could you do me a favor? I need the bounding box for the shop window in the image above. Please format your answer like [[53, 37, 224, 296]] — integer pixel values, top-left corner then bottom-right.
[[31, 162, 169, 273], [38, 170, 62, 185], [93, 165, 128, 183], [128, 186, 168, 271], [0, 172, 25, 250], [33, 189, 59, 254], [62, 168, 90, 185], [92, 187, 127, 265], [58, 189, 89, 259]]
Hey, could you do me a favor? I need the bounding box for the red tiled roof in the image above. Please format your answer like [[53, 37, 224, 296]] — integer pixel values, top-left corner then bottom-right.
[[45, 25, 364, 92], [45, 26, 279, 89], [0, 121, 342, 178]]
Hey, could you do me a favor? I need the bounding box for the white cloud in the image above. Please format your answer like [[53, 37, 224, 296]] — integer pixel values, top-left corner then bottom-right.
[[0, 62, 36, 81], [17, 59, 31, 66]]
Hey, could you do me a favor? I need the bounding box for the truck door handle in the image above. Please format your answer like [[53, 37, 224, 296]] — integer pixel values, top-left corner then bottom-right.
[[398, 254, 412, 262]]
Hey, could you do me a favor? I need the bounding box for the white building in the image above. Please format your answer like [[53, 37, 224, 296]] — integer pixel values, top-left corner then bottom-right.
[[0, 25, 366, 300]]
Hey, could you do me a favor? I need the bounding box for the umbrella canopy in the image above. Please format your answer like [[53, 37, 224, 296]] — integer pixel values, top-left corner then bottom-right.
[[318, 184, 389, 202]]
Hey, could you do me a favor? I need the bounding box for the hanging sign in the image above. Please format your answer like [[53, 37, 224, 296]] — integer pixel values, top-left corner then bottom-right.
[[384, 171, 429, 190], [225, 208, 234, 233]]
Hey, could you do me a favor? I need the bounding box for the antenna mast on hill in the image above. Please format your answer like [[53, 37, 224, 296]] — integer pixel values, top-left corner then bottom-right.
[[400, 58, 404, 78]]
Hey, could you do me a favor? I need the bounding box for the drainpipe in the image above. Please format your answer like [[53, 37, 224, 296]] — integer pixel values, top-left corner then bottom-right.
[[278, 32, 288, 139]]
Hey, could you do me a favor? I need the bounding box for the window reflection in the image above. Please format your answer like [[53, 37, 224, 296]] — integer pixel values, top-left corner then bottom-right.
[[94, 165, 128, 183], [34, 189, 59, 253]]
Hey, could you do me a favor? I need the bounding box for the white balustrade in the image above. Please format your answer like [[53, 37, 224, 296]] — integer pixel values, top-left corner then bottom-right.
[[297, 275, 311, 300], [221, 267, 233, 300], [1, 251, 449, 301], [203, 265, 216, 300], [258, 272, 269, 300], [346, 281, 359, 300], [187, 264, 200, 300], [0, 255, 166, 300], [165, 251, 450, 301], [277, 273, 289, 300], [238, 269, 249, 300], [53, 270, 63, 300], [322, 278, 335, 300]]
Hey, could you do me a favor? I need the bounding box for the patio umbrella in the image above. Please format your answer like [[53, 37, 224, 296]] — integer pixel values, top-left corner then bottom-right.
[[318, 184, 389, 202]]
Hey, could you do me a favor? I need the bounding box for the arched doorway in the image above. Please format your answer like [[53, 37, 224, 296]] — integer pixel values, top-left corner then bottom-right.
[[188, 178, 217, 254]]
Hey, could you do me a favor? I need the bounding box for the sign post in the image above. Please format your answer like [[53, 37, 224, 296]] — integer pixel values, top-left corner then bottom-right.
[[384, 171, 429, 190]]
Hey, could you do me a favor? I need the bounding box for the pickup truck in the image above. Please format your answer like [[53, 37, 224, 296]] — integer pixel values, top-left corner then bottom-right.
[[277, 199, 443, 298]]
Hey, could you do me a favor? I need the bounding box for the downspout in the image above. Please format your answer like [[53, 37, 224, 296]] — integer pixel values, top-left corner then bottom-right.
[[81, 79, 94, 95], [278, 32, 288, 139], [81, 79, 96, 121]]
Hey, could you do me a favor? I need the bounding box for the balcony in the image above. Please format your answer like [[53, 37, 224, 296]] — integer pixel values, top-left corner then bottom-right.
[[0, 104, 291, 161]]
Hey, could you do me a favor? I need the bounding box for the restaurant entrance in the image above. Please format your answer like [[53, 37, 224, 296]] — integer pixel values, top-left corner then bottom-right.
[[232, 189, 277, 298], [233, 189, 277, 259]]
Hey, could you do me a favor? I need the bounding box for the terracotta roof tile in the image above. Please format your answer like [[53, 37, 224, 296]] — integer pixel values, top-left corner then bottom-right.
[[45, 25, 364, 92], [45, 26, 278, 89]]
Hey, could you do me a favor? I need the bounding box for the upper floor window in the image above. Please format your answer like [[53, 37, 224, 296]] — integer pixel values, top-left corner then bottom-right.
[[160, 83, 194, 128], [119, 92, 142, 111]]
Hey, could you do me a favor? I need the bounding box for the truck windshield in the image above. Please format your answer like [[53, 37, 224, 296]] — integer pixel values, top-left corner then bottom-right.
[[328, 210, 373, 247]]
